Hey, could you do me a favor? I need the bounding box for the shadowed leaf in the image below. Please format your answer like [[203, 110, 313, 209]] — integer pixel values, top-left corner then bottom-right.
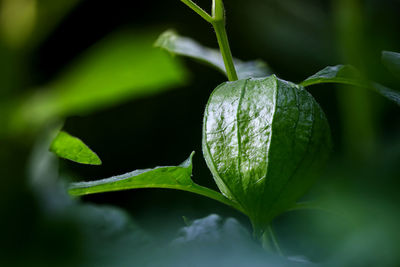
[[155, 30, 271, 79], [382, 51, 400, 79], [300, 65, 366, 87], [301, 65, 400, 106]]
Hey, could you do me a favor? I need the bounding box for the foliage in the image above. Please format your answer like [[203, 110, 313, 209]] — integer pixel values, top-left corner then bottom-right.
[[2, 30, 187, 136], [2, 0, 400, 266], [50, 131, 102, 165], [382, 51, 400, 79], [69, 152, 242, 212], [155, 30, 271, 79], [48, 0, 399, 242], [202, 76, 331, 235], [301, 64, 400, 106]]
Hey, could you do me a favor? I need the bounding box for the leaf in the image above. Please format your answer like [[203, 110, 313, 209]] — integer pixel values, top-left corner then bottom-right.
[[300, 65, 367, 87], [8, 30, 187, 134], [155, 30, 271, 79], [203, 76, 332, 236], [382, 51, 400, 79], [172, 214, 252, 245], [301, 65, 400, 106], [372, 82, 400, 106], [69, 152, 244, 213], [50, 131, 101, 165]]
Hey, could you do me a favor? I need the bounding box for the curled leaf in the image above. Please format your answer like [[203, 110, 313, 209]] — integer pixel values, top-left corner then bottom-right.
[[203, 75, 331, 236]]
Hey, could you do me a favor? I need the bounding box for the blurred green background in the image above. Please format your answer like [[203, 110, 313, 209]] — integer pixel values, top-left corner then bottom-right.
[[1, 0, 400, 266]]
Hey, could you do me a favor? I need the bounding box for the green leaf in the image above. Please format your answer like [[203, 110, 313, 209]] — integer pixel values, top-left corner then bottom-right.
[[69, 152, 244, 213], [300, 65, 367, 87], [382, 51, 400, 79], [301, 65, 400, 106], [50, 131, 101, 165], [155, 30, 270, 79], [8, 30, 187, 134], [203, 76, 331, 237]]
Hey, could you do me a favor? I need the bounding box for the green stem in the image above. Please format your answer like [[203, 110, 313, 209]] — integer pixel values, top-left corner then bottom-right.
[[180, 0, 239, 81], [261, 225, 283, 256], [188, 184, 246, 214], [69, 181, 246, 215], [212, 20, 238, 81], [268, 226, 283, 256], [180, 0, 212, 22]]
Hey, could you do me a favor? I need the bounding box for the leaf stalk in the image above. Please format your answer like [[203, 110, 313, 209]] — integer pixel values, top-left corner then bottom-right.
[[260, 225, 283, 255]]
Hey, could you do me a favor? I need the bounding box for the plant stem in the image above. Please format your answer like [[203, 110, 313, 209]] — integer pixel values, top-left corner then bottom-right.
[[212, 20, 238, 81], [268, 226, 283, 256], [180, 0, 239, 81], [261, 225, 283, 256], [180, 0, 212, 23]]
